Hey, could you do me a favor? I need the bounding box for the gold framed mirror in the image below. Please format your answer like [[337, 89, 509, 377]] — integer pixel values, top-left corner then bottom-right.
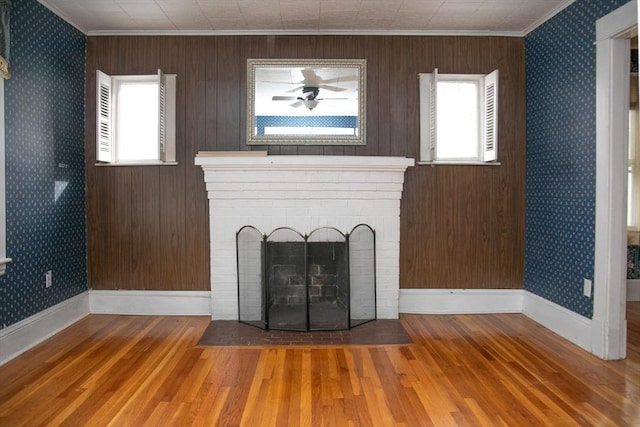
[[247, 59, 366, 146]]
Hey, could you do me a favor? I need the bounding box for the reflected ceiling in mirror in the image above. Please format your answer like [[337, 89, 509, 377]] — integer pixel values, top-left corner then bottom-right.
[[247, 59, 366, 146]]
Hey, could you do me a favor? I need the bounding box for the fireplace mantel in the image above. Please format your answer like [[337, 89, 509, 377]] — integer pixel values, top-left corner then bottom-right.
[[196, 153, 414, 320], [195, 153, 415, 172]]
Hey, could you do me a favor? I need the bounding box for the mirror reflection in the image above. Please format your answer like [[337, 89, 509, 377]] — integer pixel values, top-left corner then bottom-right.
[[247, 59, 366, 145]]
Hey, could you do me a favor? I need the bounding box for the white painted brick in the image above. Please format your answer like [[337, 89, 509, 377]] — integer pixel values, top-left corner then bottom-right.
[[365, 173, 405, 183], [296, 182, 375, 192], [337, 172, 370, 183], [347, 199, 399, 209], [198, 155, 412, 320], [376, 183, 404, 192], [206, 182, 247, 192]]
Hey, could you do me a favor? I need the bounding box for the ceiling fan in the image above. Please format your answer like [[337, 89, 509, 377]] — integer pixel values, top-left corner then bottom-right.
[[270, 68, 354, 110], [272, 86, 348, 111], [284, 68, 356, 93]]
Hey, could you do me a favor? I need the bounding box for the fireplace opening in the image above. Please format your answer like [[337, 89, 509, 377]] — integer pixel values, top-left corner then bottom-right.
[[236, 225, 376, 331]]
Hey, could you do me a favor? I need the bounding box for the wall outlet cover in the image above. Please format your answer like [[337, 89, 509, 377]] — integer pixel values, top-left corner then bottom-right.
[[583, 278, 592, 298]]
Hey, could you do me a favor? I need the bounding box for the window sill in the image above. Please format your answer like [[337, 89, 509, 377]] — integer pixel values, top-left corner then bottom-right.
[[0, 257, 12, 276], [95, 161, 178, 167], [417, 160, 501, 166]]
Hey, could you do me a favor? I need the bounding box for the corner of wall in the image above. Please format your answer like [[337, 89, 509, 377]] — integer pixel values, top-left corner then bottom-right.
[[0, 292, 89, 366]]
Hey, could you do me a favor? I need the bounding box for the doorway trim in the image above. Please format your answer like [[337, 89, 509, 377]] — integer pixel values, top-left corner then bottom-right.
[[593, 0, 636, 359]]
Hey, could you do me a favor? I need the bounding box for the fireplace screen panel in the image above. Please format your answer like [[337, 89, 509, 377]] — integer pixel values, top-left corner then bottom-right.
[[237, 226, 265, 329], [307, 228, 348, 331], [265, 228, 307, 331], [349, 224, 376, 327], [237, 225, 376, 331]]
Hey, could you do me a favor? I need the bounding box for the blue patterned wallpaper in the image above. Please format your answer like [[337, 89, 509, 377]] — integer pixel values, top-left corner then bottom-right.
[[0, 0, 86, 329], [524, 0, 631, 318]]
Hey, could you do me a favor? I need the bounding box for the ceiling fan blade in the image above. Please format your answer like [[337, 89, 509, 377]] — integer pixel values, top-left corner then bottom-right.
[[317, 97, 349, 100], [286, 85, 304, 93], [301, 69, 320, 85], [319, 74, 359, 84], [318, 84, 347, 92], [290, 101, 303, 108], [262, 80, 297, 84], [272, 96, 299, 101]]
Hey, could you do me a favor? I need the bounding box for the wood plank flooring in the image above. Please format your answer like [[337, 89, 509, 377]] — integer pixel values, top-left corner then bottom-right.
[[1, 304, 639, 426]]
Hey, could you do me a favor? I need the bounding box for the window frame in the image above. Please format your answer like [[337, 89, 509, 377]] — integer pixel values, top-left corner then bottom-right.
[[628, 72, 640, 231], [419, 69, 499, 165], [96, 69, 177, 166]]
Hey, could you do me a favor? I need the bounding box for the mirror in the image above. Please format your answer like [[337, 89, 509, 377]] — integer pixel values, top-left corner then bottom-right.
[[247, 59, 366, 146]]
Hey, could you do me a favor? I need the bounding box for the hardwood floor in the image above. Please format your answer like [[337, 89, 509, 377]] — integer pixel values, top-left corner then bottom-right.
[[1, 304, 639, 426]]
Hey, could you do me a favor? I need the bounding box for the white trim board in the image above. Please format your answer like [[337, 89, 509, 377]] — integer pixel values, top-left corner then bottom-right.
[[88, 290, 212, 316], [0, 290, 211, 366], [593, 0, 637, 360], [0, 288, 612, 367], [0, 292, 90, 366], [399, 289, 523, 314], [522, 291, 593, 353], [399, 289, 595, 355]]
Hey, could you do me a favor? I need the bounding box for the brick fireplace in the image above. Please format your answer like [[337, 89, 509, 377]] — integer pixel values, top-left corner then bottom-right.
[[195, 154, 414, 320]]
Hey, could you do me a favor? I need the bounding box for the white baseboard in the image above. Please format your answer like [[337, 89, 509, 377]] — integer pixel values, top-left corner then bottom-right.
[[400, 289, 595, 355], [89, 290, 212, 316], [399, 289, 524, 314], [0, 292, 90, 366], [0, 288, 604, 366], [628, 280, 640, 301], [522, 291, 592, 352]]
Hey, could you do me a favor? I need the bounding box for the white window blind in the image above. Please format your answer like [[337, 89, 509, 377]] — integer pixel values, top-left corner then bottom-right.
[[483, 69, 499, 162], [96, 70, 113, 163]]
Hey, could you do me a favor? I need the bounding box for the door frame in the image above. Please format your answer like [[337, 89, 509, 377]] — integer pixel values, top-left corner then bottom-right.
[[593, 0, 637, 359]]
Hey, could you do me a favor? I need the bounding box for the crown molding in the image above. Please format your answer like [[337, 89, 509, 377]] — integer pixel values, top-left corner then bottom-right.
[[522, 0, 576, 35], [37, 0, 87, 34]]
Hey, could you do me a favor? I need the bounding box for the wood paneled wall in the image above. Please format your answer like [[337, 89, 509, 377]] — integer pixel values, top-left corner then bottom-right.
[[85, 35, 525, 291]]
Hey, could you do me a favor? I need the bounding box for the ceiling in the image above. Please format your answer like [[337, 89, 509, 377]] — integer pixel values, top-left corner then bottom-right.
[[39, 0, 575, 36]]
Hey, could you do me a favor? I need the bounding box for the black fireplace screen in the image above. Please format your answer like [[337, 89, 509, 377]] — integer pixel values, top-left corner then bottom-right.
[[236, 225, 376, 331]]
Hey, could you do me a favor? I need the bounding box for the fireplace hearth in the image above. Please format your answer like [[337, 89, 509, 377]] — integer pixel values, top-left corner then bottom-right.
[[237, 225, 376, 331]]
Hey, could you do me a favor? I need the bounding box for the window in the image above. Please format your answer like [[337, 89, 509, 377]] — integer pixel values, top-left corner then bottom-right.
[[419, 69, 498, 164], [96, 70, 176, 165]]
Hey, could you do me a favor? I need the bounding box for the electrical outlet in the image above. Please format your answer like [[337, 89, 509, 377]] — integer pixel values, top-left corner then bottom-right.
[[583, 278, 592, 297], [45, 270, 53, 288]]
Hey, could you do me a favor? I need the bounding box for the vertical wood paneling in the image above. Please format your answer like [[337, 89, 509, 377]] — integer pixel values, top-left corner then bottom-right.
[[129, 168, 144, 286], [204, 38, 218, 152], [388, 38, 407, 157], [85, 35, 525, 291], [355, 36, 379, 157], [217, 37, 242, 151], [377, 37, 392, 156], [404, 38, 421, 160], [141, 167, 161, 288], [184, 38, 209, 288]]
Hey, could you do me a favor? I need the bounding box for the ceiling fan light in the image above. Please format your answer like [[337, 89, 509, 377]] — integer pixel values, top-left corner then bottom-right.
[[304, 99, 319, 110]]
